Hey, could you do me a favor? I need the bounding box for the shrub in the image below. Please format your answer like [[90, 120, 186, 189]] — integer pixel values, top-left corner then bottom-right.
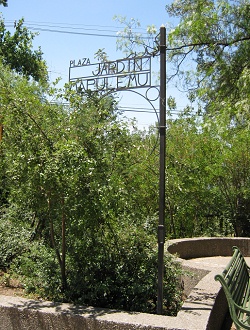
[[65, 226, 183, 315], [0, 207, 30, 270], [12, 241, 61, 299], [0, 208, 183, 315]]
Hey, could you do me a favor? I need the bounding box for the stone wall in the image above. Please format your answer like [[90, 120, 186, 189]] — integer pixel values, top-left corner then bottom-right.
[[167, 237, 250, 259]]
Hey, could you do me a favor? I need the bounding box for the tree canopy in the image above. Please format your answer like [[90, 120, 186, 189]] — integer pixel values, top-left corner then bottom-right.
[[166, 0, 250, 115], [115, 0, 250, 236], [0, 17, 47, 82], [0, 62, 183, 313], [0, 0, 7, 7], [165, 0, 250, 235]]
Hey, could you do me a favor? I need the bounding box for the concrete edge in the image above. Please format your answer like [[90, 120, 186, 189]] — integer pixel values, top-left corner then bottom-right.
[[0, 269, 223, 330]]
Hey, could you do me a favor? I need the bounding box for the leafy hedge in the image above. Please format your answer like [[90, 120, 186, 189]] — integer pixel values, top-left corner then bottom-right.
[[0, 210, 183, 315]]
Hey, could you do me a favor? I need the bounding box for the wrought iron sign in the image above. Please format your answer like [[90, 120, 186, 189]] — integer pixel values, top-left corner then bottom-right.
[[68, 26, 166, 316], [69, 55, 153, 92]]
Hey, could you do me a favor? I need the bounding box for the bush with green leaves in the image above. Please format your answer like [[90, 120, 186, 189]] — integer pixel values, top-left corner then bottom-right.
[[1, 203, 183, 314], [0, 205, 60, 298], [12, 241, 61, 300], [65, 224, 183, 315], [9, 220, 183, 315], [0, 206, 31, 270]]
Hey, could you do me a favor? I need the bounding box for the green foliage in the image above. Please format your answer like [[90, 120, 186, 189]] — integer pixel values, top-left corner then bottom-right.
[[94, 48, 109, 62], [166, 0, 250, 114], [164, 114, 223, 237], [12, 242, 61, 299], [3, 0, 250, 316], [2, 2, 248, 311], [163, 0, 250, 236], [0, 17, 47, 82], [66, 226, 182, 314], [114, 15, 158, 56], [0, 62, 183, 314], [0, 206, 31, 270], [0, 0, 7, 7], [203, 117, 250, 236], [1, 204, 182, 314]]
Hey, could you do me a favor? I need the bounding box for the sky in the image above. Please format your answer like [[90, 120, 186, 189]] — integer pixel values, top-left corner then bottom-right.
[[1, 0, 186, 129]]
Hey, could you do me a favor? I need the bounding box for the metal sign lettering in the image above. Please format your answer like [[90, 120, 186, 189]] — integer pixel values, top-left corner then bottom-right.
[[69, 55, 152, 92]]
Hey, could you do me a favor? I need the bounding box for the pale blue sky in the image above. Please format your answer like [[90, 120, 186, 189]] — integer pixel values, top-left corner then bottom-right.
[[1, 0, 185, 128]]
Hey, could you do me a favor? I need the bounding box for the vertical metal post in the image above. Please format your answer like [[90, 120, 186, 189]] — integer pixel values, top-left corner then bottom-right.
[[157, 25, 166, 315]]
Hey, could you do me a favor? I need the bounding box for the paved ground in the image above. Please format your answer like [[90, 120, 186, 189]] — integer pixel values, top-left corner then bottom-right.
[[188, 256, 250, 268]]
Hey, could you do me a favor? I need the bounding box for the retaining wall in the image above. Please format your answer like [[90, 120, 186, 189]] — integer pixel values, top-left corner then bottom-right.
[[167, 237, 250, 259]]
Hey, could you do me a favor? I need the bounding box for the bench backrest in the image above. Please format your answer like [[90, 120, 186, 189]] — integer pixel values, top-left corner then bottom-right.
[[215, 246, 250, 323]]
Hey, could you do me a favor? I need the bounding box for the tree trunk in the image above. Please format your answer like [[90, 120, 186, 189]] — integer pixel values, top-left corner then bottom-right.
[[48, 193, 67, 291], [234, 196, 250, 237], [61, 196, 67, 291]]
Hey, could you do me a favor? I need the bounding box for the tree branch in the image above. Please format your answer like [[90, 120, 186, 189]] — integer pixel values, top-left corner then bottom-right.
[[166, 36, 250, 52]]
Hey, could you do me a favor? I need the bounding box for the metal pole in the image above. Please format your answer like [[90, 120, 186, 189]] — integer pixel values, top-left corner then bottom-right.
[[157, 25, 166, 315]]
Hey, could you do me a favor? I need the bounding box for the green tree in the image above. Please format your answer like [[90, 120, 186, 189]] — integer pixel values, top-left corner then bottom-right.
[[165, 0, 250, 236], [0, 65, 183, 313], [0, 66, 68, 288], [0, 0, 7, 7], [202, 111, 250, 237], [0, 17, 47, 82], [163, 111, 226, 238], [166, 0, 250, 115], [115, 1, 250, 237]]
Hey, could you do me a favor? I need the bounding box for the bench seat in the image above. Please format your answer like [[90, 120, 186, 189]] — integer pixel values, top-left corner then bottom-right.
[[215, 246, 250, 330]]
